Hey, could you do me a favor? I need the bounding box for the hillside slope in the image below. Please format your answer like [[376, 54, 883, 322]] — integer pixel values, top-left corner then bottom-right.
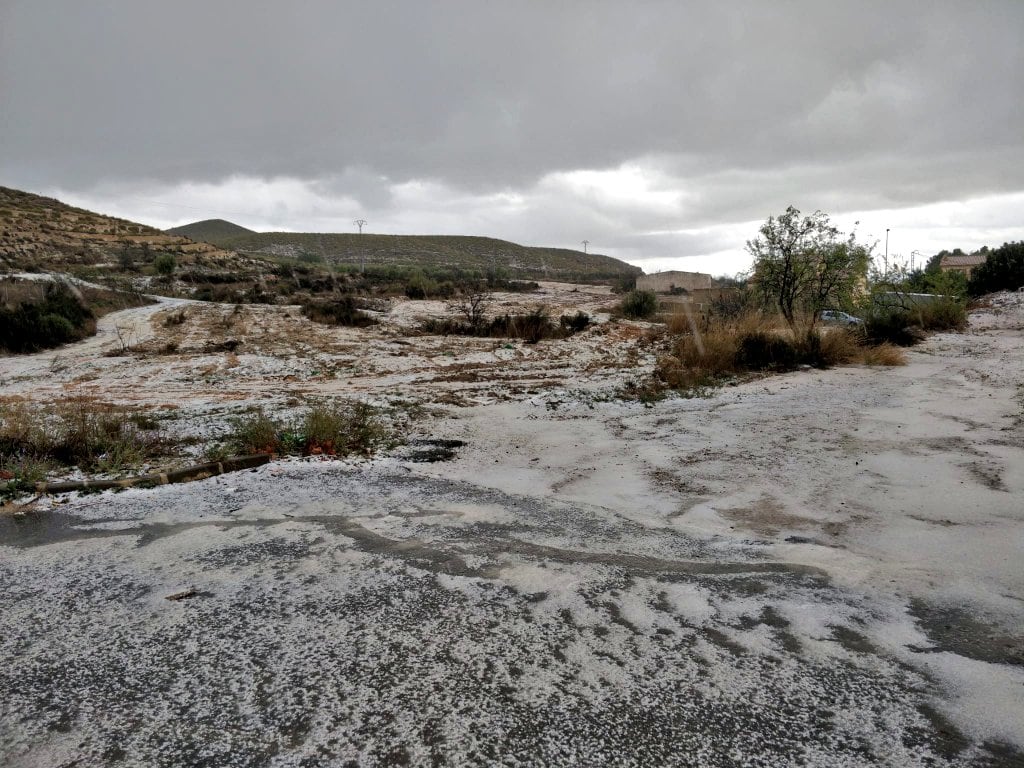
[[166, 218, 255, 241], [0, 187, 250, 273], [176, 224, 641, 281]]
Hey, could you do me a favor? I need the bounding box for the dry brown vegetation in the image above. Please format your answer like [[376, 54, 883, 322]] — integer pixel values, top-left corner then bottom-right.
[[0, 396, 172, 497], [653, 311, 908, 393]]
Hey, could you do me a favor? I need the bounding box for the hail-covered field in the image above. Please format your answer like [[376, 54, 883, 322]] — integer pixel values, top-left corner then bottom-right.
[[1, 284, 1022, 767]]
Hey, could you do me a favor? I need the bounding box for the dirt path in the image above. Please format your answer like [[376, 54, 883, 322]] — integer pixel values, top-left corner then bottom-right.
[[0, 294, 194, 384]]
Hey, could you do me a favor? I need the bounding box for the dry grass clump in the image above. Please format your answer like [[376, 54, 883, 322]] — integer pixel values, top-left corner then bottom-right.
[[656, 312, 783, 389], [664, 304, 699, 335], [815, 328, 861, 365], [857, 343, 906, 366], [228, 401, 392, 457], [652, 311, 906, 395], [0, 396, 169, 496]]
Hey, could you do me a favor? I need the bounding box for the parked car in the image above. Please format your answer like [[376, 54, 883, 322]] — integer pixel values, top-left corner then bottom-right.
[[820, 310, 863, 326]]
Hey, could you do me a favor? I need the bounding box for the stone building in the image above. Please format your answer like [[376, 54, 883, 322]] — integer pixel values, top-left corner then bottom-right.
[[636, 270, 715, 294], [939, 253, 986, 278]]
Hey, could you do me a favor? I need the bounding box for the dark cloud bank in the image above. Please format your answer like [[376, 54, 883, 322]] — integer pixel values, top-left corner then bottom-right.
[[2, 1, 1022, 270]]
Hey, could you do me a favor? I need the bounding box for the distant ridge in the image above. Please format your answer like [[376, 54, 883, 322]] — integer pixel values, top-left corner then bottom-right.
[[166, 222, 641, 282], [0, 188, 639, 285], [166, 218, 255, 241]]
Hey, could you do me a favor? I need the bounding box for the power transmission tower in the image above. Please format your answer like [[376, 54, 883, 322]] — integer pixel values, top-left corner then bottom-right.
[[354, 219, 367, 234], [581, 239, 589, 253]]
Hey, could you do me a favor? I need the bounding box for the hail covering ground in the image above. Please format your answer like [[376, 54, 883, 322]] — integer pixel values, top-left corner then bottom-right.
[[1, 283, 1023, 766]]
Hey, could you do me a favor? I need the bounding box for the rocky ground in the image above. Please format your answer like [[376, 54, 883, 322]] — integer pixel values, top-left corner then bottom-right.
[[1, 285, 1022, 767]]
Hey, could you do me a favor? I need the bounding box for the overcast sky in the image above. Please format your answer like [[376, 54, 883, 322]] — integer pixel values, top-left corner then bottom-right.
[[2, 1, 1022, 275]]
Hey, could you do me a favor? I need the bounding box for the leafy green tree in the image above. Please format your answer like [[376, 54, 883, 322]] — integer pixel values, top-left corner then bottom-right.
[[747, 206, 871, 337], [968, 241, 1024, 296]]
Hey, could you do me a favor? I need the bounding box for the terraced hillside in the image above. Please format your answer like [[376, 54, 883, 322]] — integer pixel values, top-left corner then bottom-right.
[[174, 225, 642, 282], [0, 187, 251, 274]]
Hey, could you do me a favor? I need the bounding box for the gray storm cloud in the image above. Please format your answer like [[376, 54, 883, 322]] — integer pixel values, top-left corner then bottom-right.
[[2, 1, 1022, 269]]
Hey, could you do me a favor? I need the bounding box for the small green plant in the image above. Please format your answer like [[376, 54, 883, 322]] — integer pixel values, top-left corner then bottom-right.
[[916, 298, 967, 331], [228, 410, 281, 454], [619, 290, 658, 319]]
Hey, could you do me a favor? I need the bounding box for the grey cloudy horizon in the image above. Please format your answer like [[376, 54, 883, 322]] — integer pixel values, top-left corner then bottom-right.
[[2, 1, 1022, 274]]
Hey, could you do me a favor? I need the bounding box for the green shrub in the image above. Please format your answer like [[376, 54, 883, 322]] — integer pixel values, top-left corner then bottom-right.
[[228, 410, 281, 454], [301, 295, 376, 327], [153, 253, 177, 276], [559, 311, 591, 333], [863, 309, 921, 346], [0, 283, 96, 352], [968, 241, 1023, 296], [736, 331, 799, 370], [228, 402, 390, 456], [613, 274, 637, 294], [916, 298, 967, 331], [620, 290, 658, 319], [421, 308, 589, 342], [863, 297, 966, 345]]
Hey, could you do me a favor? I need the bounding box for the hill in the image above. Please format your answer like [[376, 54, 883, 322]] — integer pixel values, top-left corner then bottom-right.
[[0, 186, 250, 274], [172, 223, 641, 282], [166, 218, 255, 241]]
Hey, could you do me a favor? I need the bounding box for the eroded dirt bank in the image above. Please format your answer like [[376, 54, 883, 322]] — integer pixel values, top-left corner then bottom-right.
[[1, 290, 1022, 766]]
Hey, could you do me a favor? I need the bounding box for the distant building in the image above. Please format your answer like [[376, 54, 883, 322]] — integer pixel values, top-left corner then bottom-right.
[[939, 253, 986, 277], [636, 270, 715, 294]]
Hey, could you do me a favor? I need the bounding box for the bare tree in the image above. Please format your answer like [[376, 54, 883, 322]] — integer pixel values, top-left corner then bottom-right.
[[354, 219, 367, 234], [581, 239, 589, 253], [449, 291, 492, 331]]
